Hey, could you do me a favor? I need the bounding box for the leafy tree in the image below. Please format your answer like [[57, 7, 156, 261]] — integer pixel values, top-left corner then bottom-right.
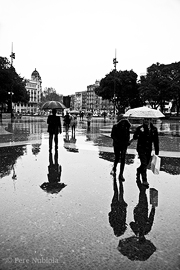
[[167, 62, 180, 116], [138, 63, 174, 112], [0, 56, 29, 112], [41, 87, 62, 102], [95, 69, 140, 113]]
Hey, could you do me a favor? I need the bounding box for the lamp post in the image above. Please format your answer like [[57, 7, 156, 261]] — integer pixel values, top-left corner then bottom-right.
[[113, 50, 118, 117], [9, 43, 15, 118], [8, 91, 14, 116]]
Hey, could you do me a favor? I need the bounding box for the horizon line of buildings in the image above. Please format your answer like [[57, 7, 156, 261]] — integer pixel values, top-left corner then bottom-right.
[[15, 69, 114, 114]]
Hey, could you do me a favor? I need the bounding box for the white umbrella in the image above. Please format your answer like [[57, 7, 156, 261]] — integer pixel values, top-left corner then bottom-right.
[[124, 106, 165, 118], [41, 101, 66, 110]]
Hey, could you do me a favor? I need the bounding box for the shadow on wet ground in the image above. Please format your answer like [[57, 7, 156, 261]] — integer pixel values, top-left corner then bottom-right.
[[0, 117, 180, 270]]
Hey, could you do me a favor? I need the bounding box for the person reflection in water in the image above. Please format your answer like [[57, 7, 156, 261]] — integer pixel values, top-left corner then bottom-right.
[[108, 175, 128, 237], [47, 108, 62, 152], [40, 150, 66, 194], [130, 180, 155, 242], [48, 150, 61, 183]]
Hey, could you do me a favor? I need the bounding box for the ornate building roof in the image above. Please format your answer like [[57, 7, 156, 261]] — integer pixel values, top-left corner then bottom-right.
[[31, 68, 41, 81]]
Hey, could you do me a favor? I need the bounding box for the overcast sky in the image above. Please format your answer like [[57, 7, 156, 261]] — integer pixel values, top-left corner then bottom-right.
[[0, 0, 179, 95]]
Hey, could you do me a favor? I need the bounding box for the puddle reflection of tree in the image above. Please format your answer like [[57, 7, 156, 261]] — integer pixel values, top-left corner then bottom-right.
[[0, 146, 26, 178], [99, 152, 135, 165]]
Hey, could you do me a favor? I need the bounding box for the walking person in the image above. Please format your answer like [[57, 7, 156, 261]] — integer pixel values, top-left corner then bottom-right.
[[63, 111, 71, 133], [47, 108, 62, 152], [87, 113, 92, 130], [110, 115, 131, 181], [70, 114, 77, 138], [129, 118, 159, 188]]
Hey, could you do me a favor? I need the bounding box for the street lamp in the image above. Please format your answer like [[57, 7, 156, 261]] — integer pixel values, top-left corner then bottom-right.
[[8, 91, 14, 116], [113, 50, 118, 116]]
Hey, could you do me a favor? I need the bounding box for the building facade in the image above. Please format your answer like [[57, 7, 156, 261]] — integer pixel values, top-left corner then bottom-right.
[[74, 91, 87, 111], [14, 69, 42, 114]]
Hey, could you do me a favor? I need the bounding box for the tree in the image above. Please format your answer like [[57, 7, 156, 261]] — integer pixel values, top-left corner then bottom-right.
[[95, 69, 140, 113], [41, 87, 62, 102], [0, 56, 29, 112], [167, 62, 180, 116], [138, 63, 173, 112]]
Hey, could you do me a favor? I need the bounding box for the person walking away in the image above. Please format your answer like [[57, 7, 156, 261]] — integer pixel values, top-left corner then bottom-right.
[[87, 114, 92, 130], [70, 115, 77, 138], [110, 115, 131, 181], [47, 108, 62, 152], [63, 111, 71, 133], [130, 118, 159, 188]]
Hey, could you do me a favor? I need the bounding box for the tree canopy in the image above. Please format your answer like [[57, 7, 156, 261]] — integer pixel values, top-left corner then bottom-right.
[[42, 87, 62, 102], [139, 62, 180, 114], [0, 56, 29, 112], [95, 69, 141, 113]]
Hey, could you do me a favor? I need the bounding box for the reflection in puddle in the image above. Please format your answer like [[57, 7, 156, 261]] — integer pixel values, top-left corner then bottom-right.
[[98, 151, 180, 175], [0, 145, 26, 178], [40, 150, 66, 194], [118, 181, 157, 261]]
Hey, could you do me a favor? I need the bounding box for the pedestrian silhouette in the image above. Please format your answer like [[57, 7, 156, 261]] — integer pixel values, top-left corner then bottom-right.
[[70, 115, 77, 138], [110, 114, 131, 181], [130, 179, 156, 242], [117, 180, 156, 261], [47, 108, 62, 152], [108, 175, 128, 237], [63, 111, 71, 133], [129, 118, 159, 188], [86, 113, 92, 130], [40, 150, 66, 194]]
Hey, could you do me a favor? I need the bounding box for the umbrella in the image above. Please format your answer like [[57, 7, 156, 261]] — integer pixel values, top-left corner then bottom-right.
[[69, 110, 79, 115], [118, 236, 156, 261], [40, 182, 66, 194], [41, 101, 66, 110], [124, 106, 165, 118]]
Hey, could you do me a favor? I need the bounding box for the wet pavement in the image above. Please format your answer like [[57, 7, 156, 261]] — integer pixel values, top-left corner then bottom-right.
[[0, 116, 180, 270]]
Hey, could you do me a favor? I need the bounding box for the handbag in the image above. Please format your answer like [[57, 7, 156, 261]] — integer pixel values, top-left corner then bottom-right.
[[151, 154, 161, 175]]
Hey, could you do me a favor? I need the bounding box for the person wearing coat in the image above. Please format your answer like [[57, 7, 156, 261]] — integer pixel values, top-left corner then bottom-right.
[[130, 118, 159, 187], [47, 108, 62, 151], [110, 115, 131, 181]]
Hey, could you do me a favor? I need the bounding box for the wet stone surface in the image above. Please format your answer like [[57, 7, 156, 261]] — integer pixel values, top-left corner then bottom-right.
[[0, 117, 180, 270]]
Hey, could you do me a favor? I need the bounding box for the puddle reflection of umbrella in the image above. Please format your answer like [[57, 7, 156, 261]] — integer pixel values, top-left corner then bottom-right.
[[118, 236, 156, 261], [124, 106, 165, 118], [40, 182, 66, 194], [41, 101, 66, 110]]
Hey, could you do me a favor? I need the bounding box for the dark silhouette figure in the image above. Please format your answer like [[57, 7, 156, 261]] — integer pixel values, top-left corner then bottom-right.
[[70, 115, 77, 138], [130, 118, 159, 188], [118, 180, 156, 261], [80, 111, 84, 121], [47, 108, 62, 152], [110, 115, 131, 181], [63, 111, 71, 133], [108, 176, 128, 237], [40, 150, 66, 194], [86, 114, 92, 130], [130, 180, 156, 242]]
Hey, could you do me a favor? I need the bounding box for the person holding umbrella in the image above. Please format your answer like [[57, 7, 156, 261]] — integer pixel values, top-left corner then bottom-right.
[[130, 118, 159, 187], [47, 108, 62, 152]]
